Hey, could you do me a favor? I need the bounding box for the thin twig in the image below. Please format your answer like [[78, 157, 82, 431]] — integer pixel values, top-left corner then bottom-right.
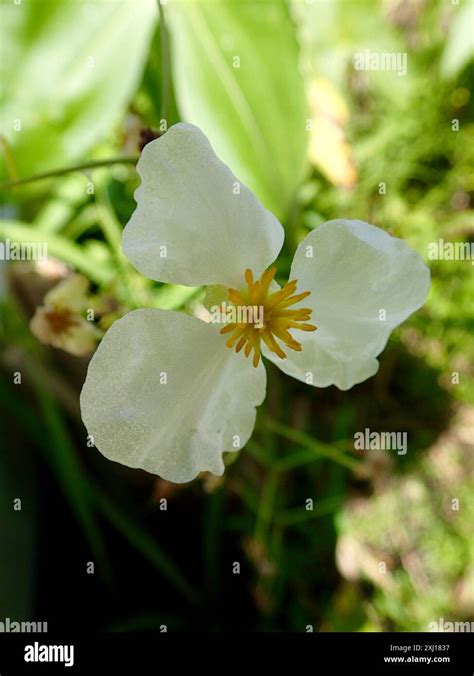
[[265, 417, 361, 471], [0, 157, 138, 190]]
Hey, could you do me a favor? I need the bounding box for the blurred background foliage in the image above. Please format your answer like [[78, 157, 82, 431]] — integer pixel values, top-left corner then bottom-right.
[[0, 0, 473, 631]]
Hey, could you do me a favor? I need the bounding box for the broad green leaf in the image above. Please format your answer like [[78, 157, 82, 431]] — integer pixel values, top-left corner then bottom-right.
[[0, 0, 155, 179], [0, 220, 114, 283], [169, 0, 308, 220], [441, 2, 474, 79]]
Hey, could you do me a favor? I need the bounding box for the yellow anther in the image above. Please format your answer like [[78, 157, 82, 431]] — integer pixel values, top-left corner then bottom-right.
[[220, 267, 317, 367]]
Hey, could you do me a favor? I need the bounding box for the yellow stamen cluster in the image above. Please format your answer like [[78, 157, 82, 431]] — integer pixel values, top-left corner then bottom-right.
[[220, 267, 317, 368]]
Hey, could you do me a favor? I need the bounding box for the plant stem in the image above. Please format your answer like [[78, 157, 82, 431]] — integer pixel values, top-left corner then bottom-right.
[[0, 157, 138, 190], [158, 0, 171, 123], [254, 470, 278, 545], [276, 495, 343, 526], [0, 134, 19, 180], [265, 417, 360, 471]]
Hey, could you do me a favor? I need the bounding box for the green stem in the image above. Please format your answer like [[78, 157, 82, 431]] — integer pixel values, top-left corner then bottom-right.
[[94, 199, 142, 306], [95, 203, 123, 258], [276, 495, 343, 526], [265, 418, 360, 471], [0, 157, 138, 190], [0, 134, 19, 180], [246, 439, 274, 468], [158, 0, 171, 123], [254, 470, 278, 544]]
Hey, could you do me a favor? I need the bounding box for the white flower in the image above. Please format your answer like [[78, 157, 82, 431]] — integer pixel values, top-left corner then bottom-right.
[[31, 274, 100, 357], [80, 123, 430, 483]]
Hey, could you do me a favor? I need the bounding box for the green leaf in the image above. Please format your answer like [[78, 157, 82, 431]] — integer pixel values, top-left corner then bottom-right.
[[152, 283, 200, 309], [0, 220, 114, 284], [441, 2, 474, 79], [169, 0, 308, 220], [0, 0, 156, 179]]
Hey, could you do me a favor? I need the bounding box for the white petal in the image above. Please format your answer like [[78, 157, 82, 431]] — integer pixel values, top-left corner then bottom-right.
[[264, 340, 380, 391], [80, 309, 266, 483], [30, 309, 98, 357], [45, 274, 89, 312], [266, 219, 430, 390], [123, 123, 284, 288]]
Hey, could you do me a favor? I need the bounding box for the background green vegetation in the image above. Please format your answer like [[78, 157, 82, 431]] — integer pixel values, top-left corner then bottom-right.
[[1, 0, 473, 631]]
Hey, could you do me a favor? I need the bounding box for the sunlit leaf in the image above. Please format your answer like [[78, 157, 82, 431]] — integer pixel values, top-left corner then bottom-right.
[[0, 0, 156, 179], [169, 0, 308, 219], [0, 221, 114, 283], [441, 2, 474, 79]]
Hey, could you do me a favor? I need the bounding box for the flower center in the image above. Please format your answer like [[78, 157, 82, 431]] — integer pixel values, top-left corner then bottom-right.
[[220, 267, 317, 367], [44, 308, 79, 335]]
